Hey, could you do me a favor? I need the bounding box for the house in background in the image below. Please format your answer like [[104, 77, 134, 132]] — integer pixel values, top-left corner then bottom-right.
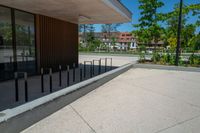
[[79, 32, 137, 51], [115, 32, 137, 50], [0, 0, 132, 81]]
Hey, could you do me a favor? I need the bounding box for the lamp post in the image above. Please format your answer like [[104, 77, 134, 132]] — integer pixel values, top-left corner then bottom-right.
[[175, 0, 183, 66]]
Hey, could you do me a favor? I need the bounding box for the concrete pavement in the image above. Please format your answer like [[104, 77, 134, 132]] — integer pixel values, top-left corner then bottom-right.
[[22, 68, 200, 133], [79, 54, 138, 67]]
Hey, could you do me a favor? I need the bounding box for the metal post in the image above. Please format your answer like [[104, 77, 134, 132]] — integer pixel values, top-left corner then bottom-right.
[[59, 65, 62, 87], [24, 72, 28, 102], [80, 64, 83, 82], [73, 63, 75, 82], [41, 68, 44, 93], [67, 65, 70, 86], [90, 62, 92, 78], [110, 58, 112, 70], [15, 72, 19, 102], [99, 59, 101, 74], [49, 68, 52, 93], [84, 62, 86, 78], [105, 58, 107, 72], [92, 60, 95, 76], [175, 0, 183, 66]]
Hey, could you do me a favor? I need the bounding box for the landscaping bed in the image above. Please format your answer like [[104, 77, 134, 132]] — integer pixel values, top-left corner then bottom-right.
[[138, 52, 200, 67]]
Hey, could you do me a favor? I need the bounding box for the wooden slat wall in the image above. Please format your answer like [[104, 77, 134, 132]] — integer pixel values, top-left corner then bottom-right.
[[36, 15, 78, 71]]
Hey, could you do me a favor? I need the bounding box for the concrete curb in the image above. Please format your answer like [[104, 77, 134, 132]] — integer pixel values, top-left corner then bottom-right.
[[134, 64, 200, 72], [0, 63, 133, 133]]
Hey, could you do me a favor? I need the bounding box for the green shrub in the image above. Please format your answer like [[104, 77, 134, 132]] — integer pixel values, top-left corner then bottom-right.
[[152, 52, 161, 63], [169, 54, 176, 65], [138, 45, 146, 62], [189, 54, 200, 66]]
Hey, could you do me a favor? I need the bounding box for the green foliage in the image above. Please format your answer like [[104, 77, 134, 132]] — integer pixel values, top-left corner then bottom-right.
[[0, 23, 12, 45], [79, 24, 95, 46], [188, 34, 200, 51], [163, 3, 199, 50], [159, 53, 170, 65], [137, 0, 164, 28], [189, 54, 200, 66], [167, 37, 177, 52], [152, 52, 161, 63], [79, 35, 102, 52], [138, 45, 146, 62], [133, 0, 164, 47]]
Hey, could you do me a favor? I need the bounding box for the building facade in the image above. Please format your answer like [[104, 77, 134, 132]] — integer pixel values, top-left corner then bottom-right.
[[115, 32, 137, 50], [0, 0, 132, 81]]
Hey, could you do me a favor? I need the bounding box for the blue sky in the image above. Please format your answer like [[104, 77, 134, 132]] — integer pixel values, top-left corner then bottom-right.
[[94, 0, 200, 32]]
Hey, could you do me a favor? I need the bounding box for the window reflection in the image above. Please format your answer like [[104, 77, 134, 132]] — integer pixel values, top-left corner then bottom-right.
[[15, 10, 36, 74], [0, 6, 36, 81], [0, 6, 13, 80]]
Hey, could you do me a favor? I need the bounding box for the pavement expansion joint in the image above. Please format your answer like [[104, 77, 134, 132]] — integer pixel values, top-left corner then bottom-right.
[[70, 105, 97, 133], [155, 114, 200, 133]]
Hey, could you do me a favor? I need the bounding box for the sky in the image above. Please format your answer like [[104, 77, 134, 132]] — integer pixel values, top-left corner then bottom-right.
[[94, 0, 200, 32]]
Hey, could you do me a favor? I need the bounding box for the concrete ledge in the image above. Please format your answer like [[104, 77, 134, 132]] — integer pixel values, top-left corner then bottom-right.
[[0, 63, 133, 133], [134, 64, 200, 72]]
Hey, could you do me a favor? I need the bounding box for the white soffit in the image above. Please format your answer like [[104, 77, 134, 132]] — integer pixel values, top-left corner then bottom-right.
[[0, 0, 132, 24]]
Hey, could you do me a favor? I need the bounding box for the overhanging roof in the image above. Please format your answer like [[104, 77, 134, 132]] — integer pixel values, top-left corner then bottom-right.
[[0, 0, 132, 24]]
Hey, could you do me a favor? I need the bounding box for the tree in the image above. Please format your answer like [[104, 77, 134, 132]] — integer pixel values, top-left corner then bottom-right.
[[167, 37, 177, 52], [101, 24, 121, 33], [188, 34, 200, 52], [79, 24, 95, 46], [101, 24, 121, 51], [111, 36, 117, 51], [133, 0, 164, 51], [0, 23, 12, 45], [163, 3, 199, 51], [188, 4, 200, 28]]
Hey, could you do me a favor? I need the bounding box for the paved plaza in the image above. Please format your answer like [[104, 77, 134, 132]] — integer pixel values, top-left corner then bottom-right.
[[22, 67, 200, 133]]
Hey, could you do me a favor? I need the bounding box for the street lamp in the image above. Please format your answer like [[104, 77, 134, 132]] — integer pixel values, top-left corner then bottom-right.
[[175, 0, 183, 66]]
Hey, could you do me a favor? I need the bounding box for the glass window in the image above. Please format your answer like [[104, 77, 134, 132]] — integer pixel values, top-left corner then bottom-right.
[[15, 10, 36, 74], [0, 6, 13, 81], [0, 6, 36, 81]]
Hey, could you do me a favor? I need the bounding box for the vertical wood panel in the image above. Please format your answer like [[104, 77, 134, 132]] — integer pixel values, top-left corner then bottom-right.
[[36, 15, 78, 71], [35, 15, 40, 71]]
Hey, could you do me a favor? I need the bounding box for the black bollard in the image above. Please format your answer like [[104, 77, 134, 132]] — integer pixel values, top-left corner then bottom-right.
[[105, 58, 107, 72], [41, 68, 44, 93], [90, 62, 92, 78], [49, 68, 52, 93], [73, 63, 75, 82], [67, 65, 70, 86], [84, 62, 86, 78], [99, 59, 101, 75], [92, 60, 95, 76], [110, 58, 112, 70], [80, 64, 83, 82], [15, 72, 19, 102], [24, 73, 28, 102], [59, 65, 62, 87]]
